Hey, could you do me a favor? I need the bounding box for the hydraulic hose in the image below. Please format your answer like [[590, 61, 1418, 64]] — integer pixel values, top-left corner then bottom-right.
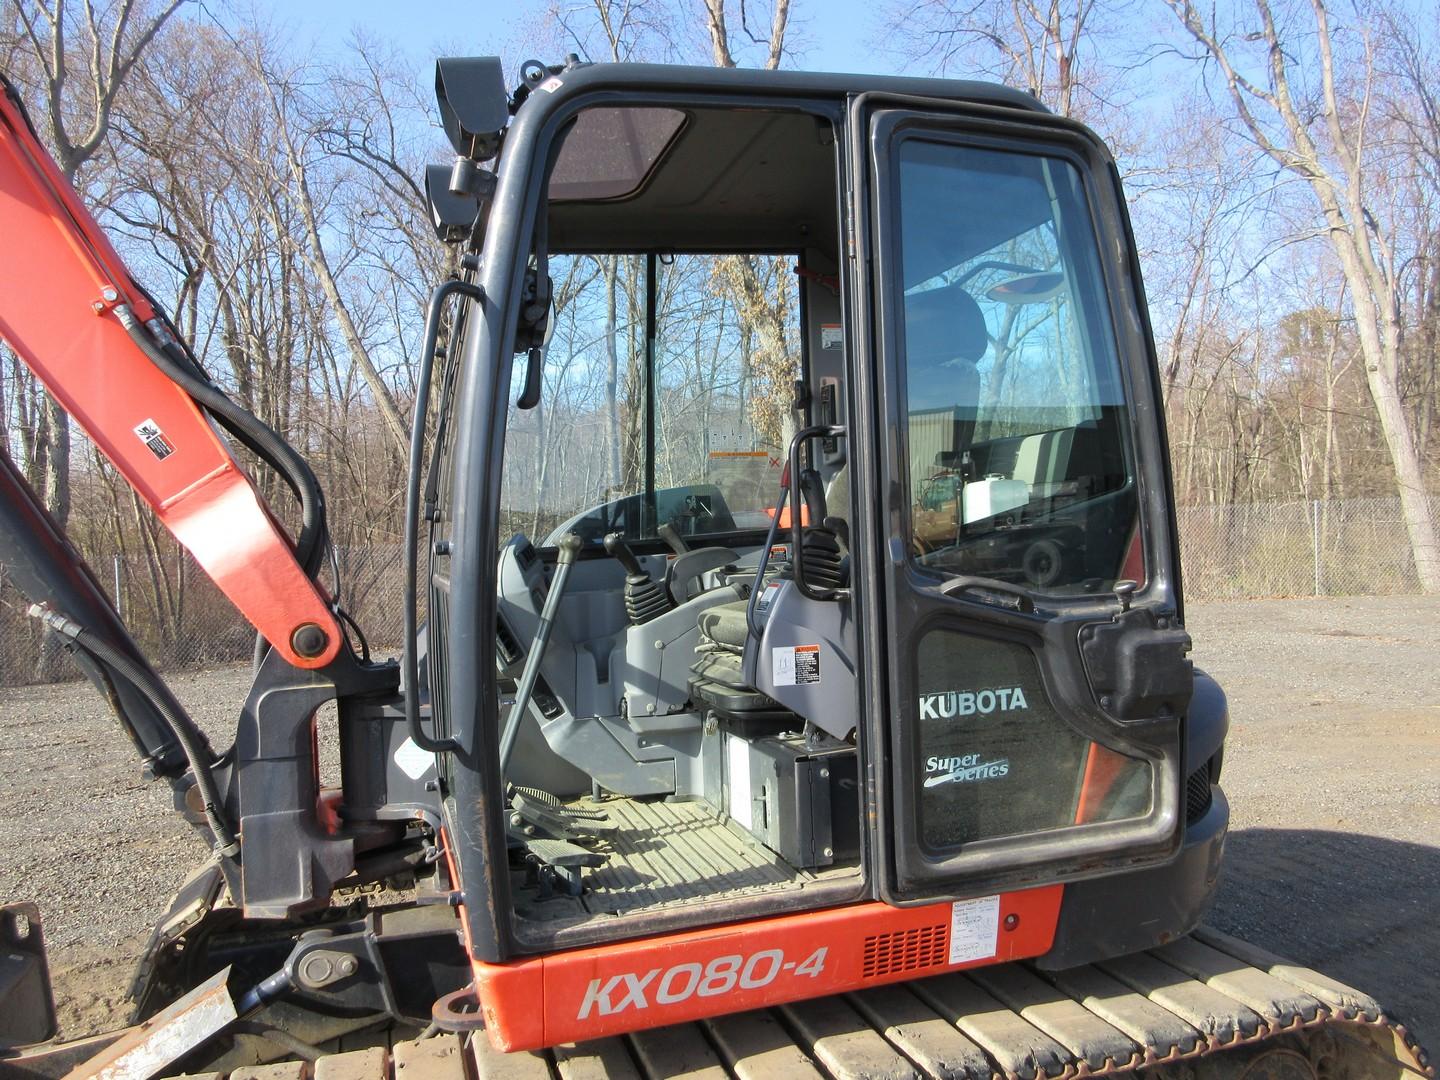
[[2, 75, 327, 585], [28, 604, 239, 858], [114, 305, 330, 581]]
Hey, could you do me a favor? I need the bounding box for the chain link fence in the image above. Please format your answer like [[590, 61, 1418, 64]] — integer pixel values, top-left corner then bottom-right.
[[0, 543, 411, 687], [1176, 495, 1435, 600], [1, 495, 1433, 687]]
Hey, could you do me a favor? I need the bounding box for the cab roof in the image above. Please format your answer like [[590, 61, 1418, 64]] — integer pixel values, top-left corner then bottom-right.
[[505, 62, 1047, 255]]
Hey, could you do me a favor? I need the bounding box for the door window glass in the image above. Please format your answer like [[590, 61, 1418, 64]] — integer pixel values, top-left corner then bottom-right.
[[895, 139, 1137, 594], [915, 629, 1151, 849]]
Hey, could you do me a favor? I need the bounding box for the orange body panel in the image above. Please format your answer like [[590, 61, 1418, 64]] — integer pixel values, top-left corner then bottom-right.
[[0, 86, 339, 667], [471, 886, 1063, 1051]]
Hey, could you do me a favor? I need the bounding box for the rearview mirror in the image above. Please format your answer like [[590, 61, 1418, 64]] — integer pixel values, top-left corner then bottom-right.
[[424, 163, 493, 243], [986, 271, 1065, 305]]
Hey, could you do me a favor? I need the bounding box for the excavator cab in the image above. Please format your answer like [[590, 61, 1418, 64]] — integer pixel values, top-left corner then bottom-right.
[[422, 58, 1227, 1046], [7, 57, 1433, 1077]]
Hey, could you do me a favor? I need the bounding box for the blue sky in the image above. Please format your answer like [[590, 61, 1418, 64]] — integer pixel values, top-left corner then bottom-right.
[[225, 0, 895, 83]]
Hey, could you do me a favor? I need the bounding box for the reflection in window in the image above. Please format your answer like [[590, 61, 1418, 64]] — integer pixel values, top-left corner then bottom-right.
[[896, 140, 1138, 594]]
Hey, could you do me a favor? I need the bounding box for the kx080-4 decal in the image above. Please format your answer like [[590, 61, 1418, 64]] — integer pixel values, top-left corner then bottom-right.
[[577, 947, 828, 1019]]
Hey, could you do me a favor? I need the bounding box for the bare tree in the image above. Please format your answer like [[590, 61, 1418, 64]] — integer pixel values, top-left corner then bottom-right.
[[1165, 0, 1440, 590], [702, 0, 789, 69], [234, 35, 412, 459], [8, 0, 186, 528], [884, 0, 1120, 121]]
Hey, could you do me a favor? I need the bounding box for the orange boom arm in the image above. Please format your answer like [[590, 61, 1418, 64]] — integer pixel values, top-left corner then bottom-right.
[[0, 82, 340, 668]]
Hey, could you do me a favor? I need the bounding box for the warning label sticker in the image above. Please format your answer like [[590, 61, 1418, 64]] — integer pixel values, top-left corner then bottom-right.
[[393, 737, 436, 781], [772, 644, 821, 686], [756, 581, 783, 614], [820, 323, 843, 350], [948, 894, 1000, 965], [133, 418, 175, 461]]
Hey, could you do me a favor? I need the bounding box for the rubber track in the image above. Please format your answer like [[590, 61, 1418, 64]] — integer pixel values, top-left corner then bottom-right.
[[147, 928, 1432, 1080]]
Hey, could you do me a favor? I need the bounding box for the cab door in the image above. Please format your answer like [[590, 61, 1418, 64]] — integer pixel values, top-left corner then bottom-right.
[[846, 96, 1193, 901]]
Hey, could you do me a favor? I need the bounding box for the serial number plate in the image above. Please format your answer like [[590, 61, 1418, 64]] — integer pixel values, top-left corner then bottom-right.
[[577, 946, 828, 1019]]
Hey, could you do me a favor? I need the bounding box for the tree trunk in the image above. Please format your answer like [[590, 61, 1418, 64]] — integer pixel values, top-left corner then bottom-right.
[[603, 256, 622, 492]]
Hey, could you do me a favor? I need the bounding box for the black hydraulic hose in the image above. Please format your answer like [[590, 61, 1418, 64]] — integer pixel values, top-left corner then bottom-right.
[[130, 284, 330, 579], [9, 74, 326, 581], [114, 305, 329, 581], [28, 604, 239, 857], [404, 280, 483, 754]]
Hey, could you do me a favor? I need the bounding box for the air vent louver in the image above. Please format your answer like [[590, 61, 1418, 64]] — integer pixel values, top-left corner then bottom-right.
[[861, 923, 948, 979]]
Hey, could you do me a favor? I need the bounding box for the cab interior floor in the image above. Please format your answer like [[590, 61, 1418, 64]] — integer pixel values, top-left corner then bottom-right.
[[514, 796, 858, 925]]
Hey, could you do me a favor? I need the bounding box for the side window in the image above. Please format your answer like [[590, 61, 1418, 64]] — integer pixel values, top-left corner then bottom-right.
[[499, 253, 800, 547], [895, 139, 1137, 595]]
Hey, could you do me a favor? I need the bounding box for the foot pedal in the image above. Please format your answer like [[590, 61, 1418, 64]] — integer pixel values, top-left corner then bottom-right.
[[521, 835, 606, 897], [510, 786, 614, 841]]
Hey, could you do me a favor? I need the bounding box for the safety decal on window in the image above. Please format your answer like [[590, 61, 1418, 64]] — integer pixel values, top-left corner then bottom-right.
[[820, 323, 842, 350], [133, 418, 174, 460], [772, 644, 820, 686]]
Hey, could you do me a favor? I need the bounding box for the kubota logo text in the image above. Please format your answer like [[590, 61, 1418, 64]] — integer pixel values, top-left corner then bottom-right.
[[918, 686, 1028, 720]]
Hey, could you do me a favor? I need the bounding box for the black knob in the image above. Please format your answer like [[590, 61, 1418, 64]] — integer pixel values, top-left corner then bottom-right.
[[602, 532, 645, 577], [1113, 579, 1138, 612]]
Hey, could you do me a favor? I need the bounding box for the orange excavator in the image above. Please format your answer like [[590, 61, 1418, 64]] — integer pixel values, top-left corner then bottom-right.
[[0, 56, 1431, 1079]]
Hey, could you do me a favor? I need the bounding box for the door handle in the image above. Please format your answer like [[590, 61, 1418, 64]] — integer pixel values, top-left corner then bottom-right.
[[937, 575, 1036, 614]]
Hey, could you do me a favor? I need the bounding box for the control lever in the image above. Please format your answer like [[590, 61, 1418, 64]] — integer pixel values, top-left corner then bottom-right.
[[605, 532, 673, 624], [602, 531, 645, 576], [658, 521, 689, 556], [499, 532, 581, 774], [799, 468, 826, 528]]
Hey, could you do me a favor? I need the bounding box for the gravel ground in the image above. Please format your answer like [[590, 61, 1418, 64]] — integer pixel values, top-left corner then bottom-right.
[[1184, 596, 1440, 1046], [1, 595, 1436, 1047]]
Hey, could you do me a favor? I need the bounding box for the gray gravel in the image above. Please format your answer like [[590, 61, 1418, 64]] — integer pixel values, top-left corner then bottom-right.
[[1, 596, 1436, 1046], [1186, 595, 1440, 1047], [0, 666, 256, 1035]]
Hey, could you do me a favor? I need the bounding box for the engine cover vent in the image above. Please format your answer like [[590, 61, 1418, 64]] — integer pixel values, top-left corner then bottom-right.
[[861, 923, 948, 979], [1185, 761, 1214, 824]]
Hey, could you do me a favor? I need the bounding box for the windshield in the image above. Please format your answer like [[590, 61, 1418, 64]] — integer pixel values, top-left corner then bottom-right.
[[499, 252, 800, 548], [894, 138, 1137, 595]]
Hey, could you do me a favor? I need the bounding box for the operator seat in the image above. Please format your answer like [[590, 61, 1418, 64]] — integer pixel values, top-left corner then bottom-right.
[[689, 467, 849, 719]]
